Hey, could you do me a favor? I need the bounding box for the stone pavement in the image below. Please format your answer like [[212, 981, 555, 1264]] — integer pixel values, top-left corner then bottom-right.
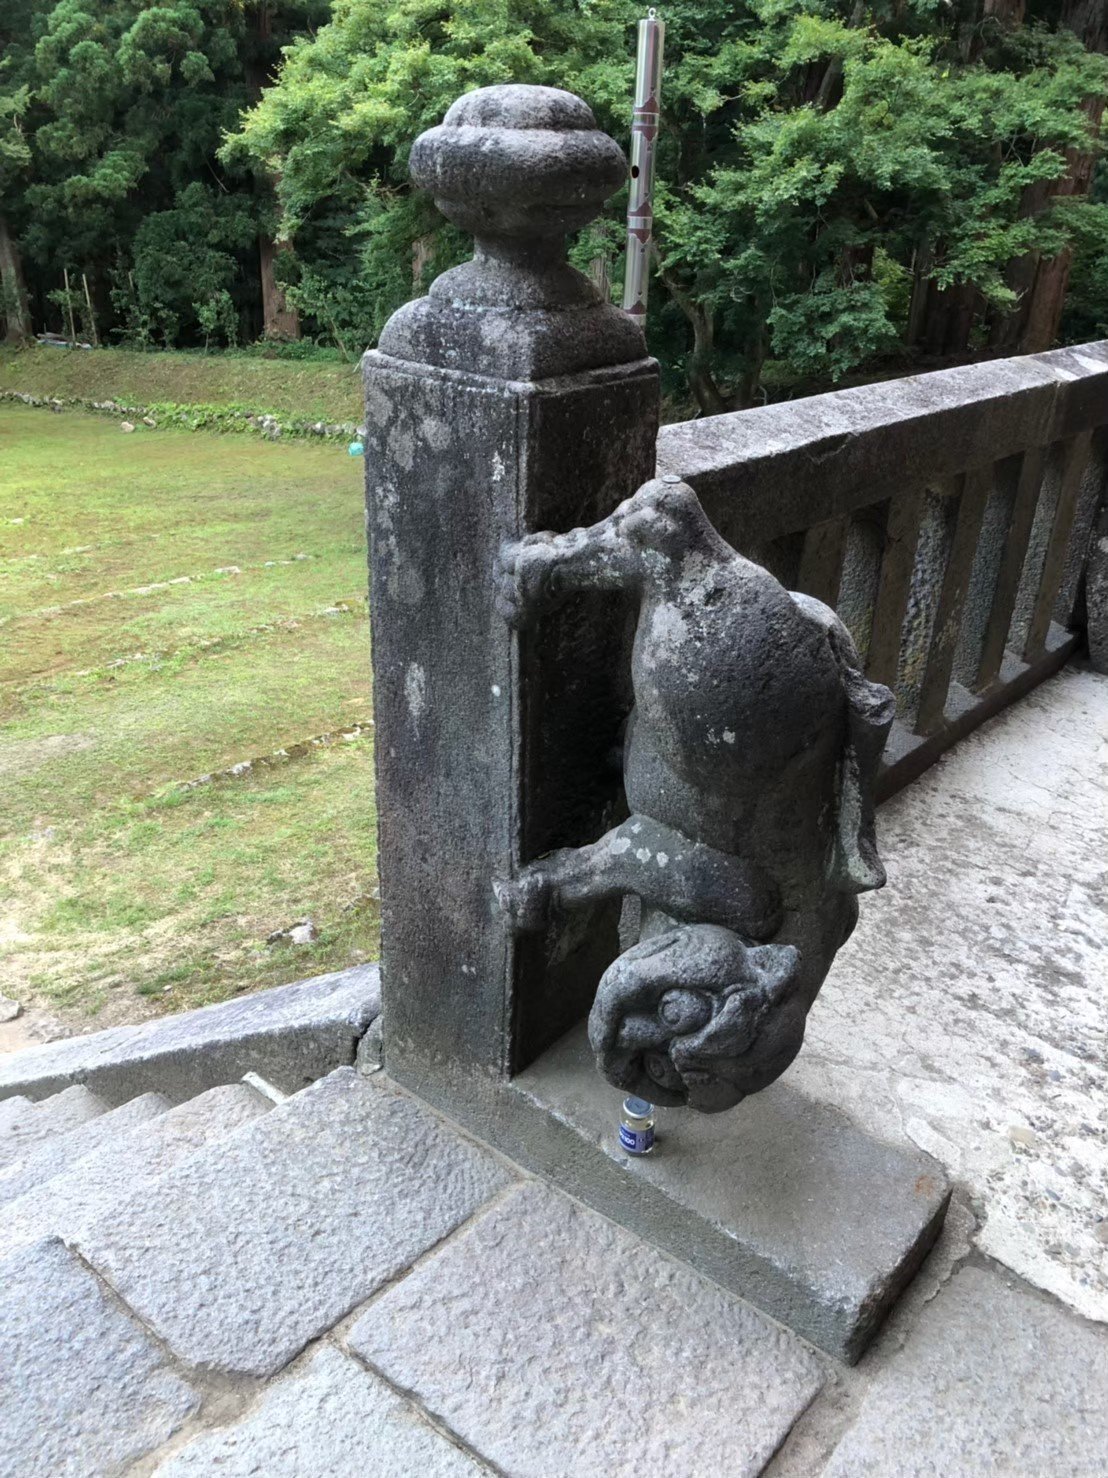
[[0, 667, 1105, 1478], [791, 663, 1108, 1323], [2, 1069, 1105, 1476]]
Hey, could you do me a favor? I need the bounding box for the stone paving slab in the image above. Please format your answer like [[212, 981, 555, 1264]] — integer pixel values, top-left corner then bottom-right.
[[790, 666, 1108, 1321], [823, 1264, 1108, 1476], [350, 1180, 825, 1478], [0, 1237, 199, 1478], [76, 1068, 513, 1377], [0, 1082, 271, 1259], [154, 1343, 491, 1476], [0, 1090, 168, 1205], [0, 963, 380, 1105], [0, 1083, 106, 1169]]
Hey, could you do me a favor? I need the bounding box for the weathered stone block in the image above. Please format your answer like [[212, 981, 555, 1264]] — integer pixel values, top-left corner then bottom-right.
[[509, 1022, 950, 1362], [0, 1237, 198, 1477], [155, 1343, 488, 1477], [824, 1265, 1108, 1476], [368, 355, 658, 1095], [350, 1180, 825, 1478], [0, 1082, 271, 1259], [75, 1069, 513, 1377]]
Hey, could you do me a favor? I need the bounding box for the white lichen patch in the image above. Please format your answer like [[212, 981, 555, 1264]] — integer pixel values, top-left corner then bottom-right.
[[404, 662, 427, 725], [422, 417, 451, 452], [648, 602, 686, 659], [386, 424, 415, 472], [364, 384, 392, 427]]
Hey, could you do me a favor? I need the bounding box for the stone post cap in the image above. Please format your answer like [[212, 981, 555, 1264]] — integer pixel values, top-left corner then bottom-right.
[[375, 82, 649, 380], [409, 85, 628, 240]]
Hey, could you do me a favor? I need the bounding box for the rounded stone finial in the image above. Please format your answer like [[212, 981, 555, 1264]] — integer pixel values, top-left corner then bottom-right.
[[409, 84, 628, 241], [378, 82, 648, 378]]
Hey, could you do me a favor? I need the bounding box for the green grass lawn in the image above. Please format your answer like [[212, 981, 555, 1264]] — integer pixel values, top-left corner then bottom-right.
[[0, 404, 378, 1026], [0, 345, 362, 424]]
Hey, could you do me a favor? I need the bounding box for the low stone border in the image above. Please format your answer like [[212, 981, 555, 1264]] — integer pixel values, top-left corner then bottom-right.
[[56, 600, 367, 682], [0, 389, 365, 444], [0, 554, 320, 628], [172, 721, 373, 794], [0, 964, 381, 1105]]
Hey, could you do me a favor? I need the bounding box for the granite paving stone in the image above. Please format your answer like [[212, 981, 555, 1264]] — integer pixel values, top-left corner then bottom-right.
[[0, 1082, 271, 1259], [0, 1084, 106, 1170], [350, 1179, 825, 1478], [0, 1090, 168, 1205], [75, 1068, 513, 1377], [0, 1237, 199, 1478], [154, 1343, 490, 1477], [824, 1264, 1108, 1477]]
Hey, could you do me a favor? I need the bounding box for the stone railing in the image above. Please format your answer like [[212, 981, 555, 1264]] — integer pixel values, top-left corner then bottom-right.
[[657, 343, 1108, 795]]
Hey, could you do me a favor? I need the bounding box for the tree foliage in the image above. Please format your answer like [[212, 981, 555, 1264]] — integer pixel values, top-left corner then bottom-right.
[[1, 0, 328, 347], [226, 0, 1108, 408], [2, 1, 1106, 403]]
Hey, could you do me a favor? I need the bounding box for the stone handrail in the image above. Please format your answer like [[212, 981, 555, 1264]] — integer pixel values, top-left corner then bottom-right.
[[657, 343, 1108, 793]]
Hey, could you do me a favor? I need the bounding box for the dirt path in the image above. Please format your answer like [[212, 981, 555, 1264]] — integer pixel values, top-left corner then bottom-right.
[[0, 1003, 73, 1056]]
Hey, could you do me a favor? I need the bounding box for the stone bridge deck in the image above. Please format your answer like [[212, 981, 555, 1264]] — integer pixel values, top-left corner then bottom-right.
[[1, 663, 1105, 1477]]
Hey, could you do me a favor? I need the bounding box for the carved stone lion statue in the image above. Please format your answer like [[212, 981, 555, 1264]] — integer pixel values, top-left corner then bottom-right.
[[495, 476, 895, 1113]]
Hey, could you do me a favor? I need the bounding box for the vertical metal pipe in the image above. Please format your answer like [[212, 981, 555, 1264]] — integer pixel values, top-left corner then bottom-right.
[[62, 267, 77, 346], [623, 9, 665, 320]]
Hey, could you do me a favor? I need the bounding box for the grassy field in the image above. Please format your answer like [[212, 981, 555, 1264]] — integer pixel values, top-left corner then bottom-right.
[[0, 403, 378, 1026], [0, 346, 363, 424]]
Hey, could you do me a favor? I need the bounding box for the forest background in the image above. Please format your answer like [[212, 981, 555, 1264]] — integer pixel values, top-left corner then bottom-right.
[[2, 0, 1107, 416]]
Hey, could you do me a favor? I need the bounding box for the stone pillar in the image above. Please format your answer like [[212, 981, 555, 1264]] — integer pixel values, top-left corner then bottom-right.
[[364, 85, 660, 1100]]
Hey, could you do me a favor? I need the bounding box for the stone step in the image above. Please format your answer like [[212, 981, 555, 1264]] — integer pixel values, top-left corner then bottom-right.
[[0, 1084, 109, 1170], [1, 1237, 199, 1478], [0, 1092, 169, 1206], [348, 1178, 826, 1478], [0, 1082, 273, 1261], [509, 1021, 950, 1362], [73, 1068, 514, 1378], [0, 1094, 34, 1137], [153, 1343, 492, 1477]]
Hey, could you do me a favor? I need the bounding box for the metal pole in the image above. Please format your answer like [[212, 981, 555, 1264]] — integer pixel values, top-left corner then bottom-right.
[[82, 272, 99, 348], [62, 267, 77, 346], [622, 9, 665, 321]]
